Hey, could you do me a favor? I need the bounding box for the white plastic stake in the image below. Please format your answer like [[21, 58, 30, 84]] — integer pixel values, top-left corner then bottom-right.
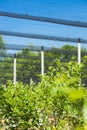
[[41, 46, 44, 76], [78, 38, 81, 64], [14, 54, 16, 84]]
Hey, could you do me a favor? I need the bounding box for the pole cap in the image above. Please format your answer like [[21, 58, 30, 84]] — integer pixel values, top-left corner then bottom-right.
[[78, 38, 80, 43], [41, 46, 44, 51], [14, 53, 16, 58]]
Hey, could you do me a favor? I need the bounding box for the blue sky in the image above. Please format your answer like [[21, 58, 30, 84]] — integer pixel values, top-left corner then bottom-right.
[[0, 0, 87, 49]]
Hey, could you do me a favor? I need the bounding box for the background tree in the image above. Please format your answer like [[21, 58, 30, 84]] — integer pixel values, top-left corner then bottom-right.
[[0, 35, 6, 54]]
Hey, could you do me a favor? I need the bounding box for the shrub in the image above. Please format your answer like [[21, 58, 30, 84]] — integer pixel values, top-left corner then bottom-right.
[[0, 61, 87, 129]]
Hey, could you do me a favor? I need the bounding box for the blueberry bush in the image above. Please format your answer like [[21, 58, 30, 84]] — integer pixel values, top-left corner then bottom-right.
[[0, 60, 87, 130]]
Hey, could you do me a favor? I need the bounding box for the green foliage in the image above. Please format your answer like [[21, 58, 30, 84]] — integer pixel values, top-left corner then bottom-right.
[[61, 44, 77, 50], [0, 60, 87, 129], [0, 48, 41, 84], [0, 35, 6, 54], [17, 48, 41, 83], [0, 44, 87, 84]]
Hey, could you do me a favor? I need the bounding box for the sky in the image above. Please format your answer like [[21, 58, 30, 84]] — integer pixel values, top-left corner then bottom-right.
[[0, 0, 87, 50]]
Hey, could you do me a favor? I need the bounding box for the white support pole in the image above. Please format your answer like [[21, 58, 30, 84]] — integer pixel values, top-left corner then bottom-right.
[[14, 54, 16, 84], [41, 46, 44, 76], [78, 38, 81, 65]]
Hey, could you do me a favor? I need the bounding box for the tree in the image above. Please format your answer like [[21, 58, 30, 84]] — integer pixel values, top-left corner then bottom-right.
[[44, 45, 77, 64], [0, 35, 6, 54]]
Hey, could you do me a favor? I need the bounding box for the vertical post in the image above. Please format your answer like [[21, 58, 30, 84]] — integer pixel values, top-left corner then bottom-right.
[[14, 53, 16, 84], [78, 38, 81, 64], [41, 46, 44, 76]]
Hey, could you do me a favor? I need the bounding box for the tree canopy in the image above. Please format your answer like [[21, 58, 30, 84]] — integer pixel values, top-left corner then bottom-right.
[[0, 35, 6, 53]]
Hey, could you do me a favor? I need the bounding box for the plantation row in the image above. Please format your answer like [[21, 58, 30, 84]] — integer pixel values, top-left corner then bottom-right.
[[0, 44, 87, 85]]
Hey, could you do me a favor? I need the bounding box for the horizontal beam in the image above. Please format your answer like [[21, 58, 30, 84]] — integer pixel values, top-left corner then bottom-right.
[[0, 11, 87, 28], [5, 44, 42, 51], [0, 30, 87, 43]]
